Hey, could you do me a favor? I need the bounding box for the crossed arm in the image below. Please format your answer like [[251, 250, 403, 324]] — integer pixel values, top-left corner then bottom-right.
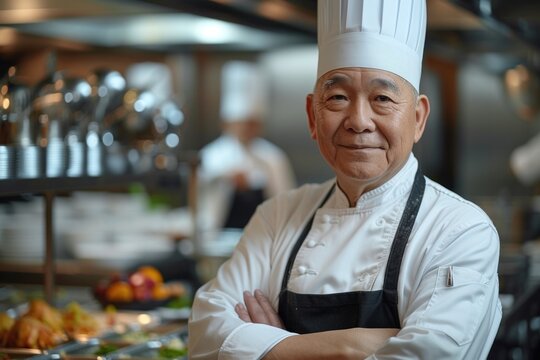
[[235, 290, 399, 360]]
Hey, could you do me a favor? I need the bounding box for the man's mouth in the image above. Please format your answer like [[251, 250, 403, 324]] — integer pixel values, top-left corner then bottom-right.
[[340, 144, 383, 150]]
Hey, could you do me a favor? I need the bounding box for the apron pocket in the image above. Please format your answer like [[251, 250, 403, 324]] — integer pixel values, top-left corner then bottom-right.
[[417, 266, 488, 346]]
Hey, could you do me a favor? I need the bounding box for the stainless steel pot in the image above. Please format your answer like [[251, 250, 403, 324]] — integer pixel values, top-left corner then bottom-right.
[[86, 68, 127, 176], [0, 67, 36, 179]]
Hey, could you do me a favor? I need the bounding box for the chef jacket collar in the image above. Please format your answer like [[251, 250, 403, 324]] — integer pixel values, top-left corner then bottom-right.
[[330, 154, 419, 210]]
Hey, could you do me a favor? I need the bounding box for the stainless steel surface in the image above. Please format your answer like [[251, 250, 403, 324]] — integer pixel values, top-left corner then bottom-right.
[[0, 146, 14, 179], [0, 71, 30, 145], [85, 68, 127, 176], [16, 145, 40, 179], [63, 76, 92, 177], [31, 71, 71, 178], [0, 68, 34, 179], [104, 87, 157, 174]]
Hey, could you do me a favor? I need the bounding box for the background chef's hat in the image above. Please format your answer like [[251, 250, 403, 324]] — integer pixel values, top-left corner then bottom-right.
[[317, 0, 427, 91], [220, 61, 267, 123], [510, 131, 540, 185]]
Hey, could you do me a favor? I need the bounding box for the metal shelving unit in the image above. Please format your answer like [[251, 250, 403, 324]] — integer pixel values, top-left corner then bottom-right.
[[0, 153, 200, 303]]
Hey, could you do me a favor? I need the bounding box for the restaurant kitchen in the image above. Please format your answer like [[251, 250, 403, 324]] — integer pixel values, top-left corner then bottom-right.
[[1, 0, 540, 358]]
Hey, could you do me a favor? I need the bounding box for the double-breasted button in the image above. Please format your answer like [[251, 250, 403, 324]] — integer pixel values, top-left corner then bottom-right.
[[306, 239, 317, 248]]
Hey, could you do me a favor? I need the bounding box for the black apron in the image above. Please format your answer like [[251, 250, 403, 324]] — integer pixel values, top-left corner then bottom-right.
[[278, 169, 425, 333], [223, 188, 265, 229]]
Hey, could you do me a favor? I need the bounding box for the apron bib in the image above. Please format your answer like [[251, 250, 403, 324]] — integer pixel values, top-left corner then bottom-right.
[[223, 188, 265, 229], [278, 169, 425, 333]]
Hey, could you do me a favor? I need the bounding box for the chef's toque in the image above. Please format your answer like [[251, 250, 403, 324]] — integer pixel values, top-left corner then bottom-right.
[[510, 132, 540, 185], [317, 0, 427, 92], [220, 61, 267, 123]]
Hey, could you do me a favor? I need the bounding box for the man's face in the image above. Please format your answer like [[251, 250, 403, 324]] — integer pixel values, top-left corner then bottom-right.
[[225, 119, 262, 145], [306, 67, 429, 192]]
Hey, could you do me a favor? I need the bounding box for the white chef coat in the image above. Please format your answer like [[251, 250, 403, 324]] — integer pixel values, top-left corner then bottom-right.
[[198, 134, 296, 230], [188, 154, 502, 360]]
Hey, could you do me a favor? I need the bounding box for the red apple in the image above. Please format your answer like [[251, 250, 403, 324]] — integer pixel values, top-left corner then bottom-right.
[[128, 272, 156, 302]]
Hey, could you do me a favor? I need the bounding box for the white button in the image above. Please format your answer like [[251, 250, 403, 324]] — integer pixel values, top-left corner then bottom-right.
[[297, 266, 307, 275], [306, 240, 317, 248], [321, 215, 331, 223], [376, 218, 384, 226]]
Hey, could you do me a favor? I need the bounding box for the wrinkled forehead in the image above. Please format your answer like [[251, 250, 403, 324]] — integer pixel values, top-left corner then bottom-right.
[[315, 67, 413, 95]]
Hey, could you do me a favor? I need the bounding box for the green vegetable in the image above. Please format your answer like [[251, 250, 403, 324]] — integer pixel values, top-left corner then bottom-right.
[[158, 346, 188, 358], [166, 296, 191, 309], [94, 344, 119, 356]]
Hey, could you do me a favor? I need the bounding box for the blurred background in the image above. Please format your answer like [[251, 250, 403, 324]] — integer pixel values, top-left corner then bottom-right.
[[1, 0, 540, 358]]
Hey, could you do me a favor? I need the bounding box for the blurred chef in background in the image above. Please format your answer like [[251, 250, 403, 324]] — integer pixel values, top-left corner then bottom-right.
[[510, 131, 540, 186], [198, 61, 296, 231]]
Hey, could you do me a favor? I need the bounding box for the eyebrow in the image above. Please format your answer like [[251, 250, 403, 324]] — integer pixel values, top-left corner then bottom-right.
[[370, 78, 401, 95], [322, 74, 350, 91]]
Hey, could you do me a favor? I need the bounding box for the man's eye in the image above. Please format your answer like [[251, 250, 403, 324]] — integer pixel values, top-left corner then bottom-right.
[[375, 95, 392, 102], [327, 94, 347, 101]]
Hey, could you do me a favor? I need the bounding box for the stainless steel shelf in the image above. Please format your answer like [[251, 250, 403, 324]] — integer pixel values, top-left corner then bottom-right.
[[0, 172, 181, 195]]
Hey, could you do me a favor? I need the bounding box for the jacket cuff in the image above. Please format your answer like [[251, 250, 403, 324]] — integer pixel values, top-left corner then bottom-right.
[[219, 323, 296, 360]]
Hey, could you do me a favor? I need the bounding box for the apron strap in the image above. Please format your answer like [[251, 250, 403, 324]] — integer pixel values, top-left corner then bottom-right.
[[383, 168, 425, 293], [280, 184, 335, 293]]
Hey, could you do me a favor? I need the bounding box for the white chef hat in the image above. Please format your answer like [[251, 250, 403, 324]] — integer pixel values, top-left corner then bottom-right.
[[220, 61, 267, 123], [510, 132, 540, 185], [317, 0, 427, 92]]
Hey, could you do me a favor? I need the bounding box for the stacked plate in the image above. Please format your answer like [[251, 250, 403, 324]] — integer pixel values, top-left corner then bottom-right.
[[57, 192, 177, 269], [0, 146, 15, 179], [0, 211, 44, 260], [16, 145, 40, 179]]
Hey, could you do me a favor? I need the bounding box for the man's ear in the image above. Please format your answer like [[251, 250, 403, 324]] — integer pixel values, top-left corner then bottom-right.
[[306, 94, 317, 140], [414, 94, 430, 143]]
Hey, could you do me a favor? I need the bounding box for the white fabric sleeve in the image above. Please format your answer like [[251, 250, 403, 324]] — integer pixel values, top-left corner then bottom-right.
[[266, 150, 296, 197], [219, 323, 295, 360], [367, 221, 502, 360], [188, 203, 295, 359]]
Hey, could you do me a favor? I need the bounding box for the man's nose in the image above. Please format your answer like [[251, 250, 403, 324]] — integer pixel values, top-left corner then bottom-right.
[[343, 99, 376, 133]]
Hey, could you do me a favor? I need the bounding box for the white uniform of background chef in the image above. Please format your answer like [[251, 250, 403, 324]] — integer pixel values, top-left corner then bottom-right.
[[189, 1, 502, 359], [198, 61, 296, 231]]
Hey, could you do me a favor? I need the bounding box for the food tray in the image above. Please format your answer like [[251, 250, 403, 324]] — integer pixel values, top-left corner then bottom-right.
[[109, 328, 188, 360], [0, 347, 43, 359], [46, 338, 126, 360], [25, 323, 188, 360], [21, 331, 144, 360]]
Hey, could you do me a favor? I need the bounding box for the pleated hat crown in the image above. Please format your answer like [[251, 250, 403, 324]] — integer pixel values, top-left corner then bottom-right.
[[220, 61, 267, 123], [317, 0, 427, 91]]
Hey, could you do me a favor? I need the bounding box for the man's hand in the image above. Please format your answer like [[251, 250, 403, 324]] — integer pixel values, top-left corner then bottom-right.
[[230, 171, 250, 191], [235, 289, 284, 328]]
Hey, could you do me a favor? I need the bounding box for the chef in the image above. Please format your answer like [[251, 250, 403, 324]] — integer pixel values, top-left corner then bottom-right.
[[188, 1, 502, 359], [198, 60, 296, 231]]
